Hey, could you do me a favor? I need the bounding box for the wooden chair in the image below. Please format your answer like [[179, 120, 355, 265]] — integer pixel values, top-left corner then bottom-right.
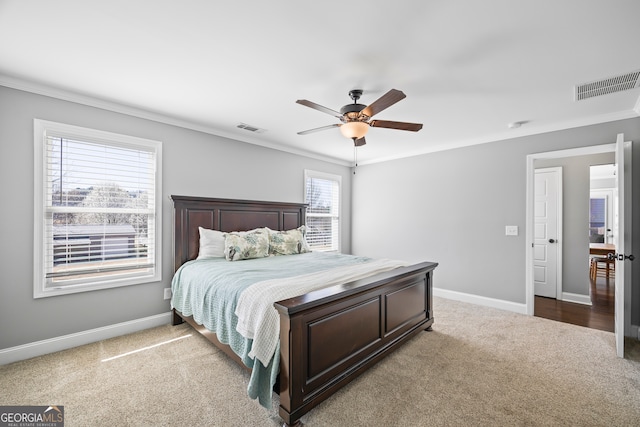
[[590, 256, 615, 279]]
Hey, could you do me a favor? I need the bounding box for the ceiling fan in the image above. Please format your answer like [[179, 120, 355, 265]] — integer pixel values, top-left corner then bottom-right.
[[296, 89, 423, 146]]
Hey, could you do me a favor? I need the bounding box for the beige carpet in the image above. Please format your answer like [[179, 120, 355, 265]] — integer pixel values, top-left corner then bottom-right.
[[1, 297, 639, 426]]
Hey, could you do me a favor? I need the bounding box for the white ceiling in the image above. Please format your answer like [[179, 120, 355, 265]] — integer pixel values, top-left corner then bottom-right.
[[1, 0, 639, 166]]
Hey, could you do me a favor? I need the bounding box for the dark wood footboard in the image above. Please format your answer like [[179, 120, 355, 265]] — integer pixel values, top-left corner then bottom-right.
[[274, 261, 436, 426]]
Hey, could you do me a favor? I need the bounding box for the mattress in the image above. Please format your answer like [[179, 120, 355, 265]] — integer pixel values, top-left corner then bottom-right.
[[171, 251, 406, 407]]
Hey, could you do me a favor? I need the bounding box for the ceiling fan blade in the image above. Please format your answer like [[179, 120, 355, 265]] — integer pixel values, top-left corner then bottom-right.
[[354, 137, 366, 146], [361, 89, 406, 118], [297, 123, 340, 135], [370, 119, 423, 132], [296, 99, 343, 119]]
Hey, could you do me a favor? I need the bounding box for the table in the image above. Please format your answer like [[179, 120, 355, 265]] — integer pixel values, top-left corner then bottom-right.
[[590, 243, 615, 256]]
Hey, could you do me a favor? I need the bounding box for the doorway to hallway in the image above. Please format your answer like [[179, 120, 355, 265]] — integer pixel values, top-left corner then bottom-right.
[[534, 270, 614, 332]]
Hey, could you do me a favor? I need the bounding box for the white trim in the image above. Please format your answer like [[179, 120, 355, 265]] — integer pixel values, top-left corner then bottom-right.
[[359, 110, 639, 165], [0, 313, 171, 366], [526, 144, 616, 316], [532, 143, 616, 159], [589, 189, 615, 245], [304, 169, 342, 252], [2, 75, 638, 167], [433, 287, 527, 315], [0, 75, 351, 166], [561, 292, 592, 306], [33, 119, 163, 298]]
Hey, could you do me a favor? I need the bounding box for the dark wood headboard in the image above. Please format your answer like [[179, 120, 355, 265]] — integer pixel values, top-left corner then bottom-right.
[[171, 195, 307, 271]]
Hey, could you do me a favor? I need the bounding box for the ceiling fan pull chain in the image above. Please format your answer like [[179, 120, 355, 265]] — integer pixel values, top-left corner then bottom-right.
[[353, 143, 358, 175]]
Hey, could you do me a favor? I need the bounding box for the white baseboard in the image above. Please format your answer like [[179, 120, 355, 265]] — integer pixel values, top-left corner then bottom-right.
[[434, 288, 640, 342], [0, 312, 172, 366], [2, 305, 637, 365], [434, 287, 528, 314], [561, 292, 592, 306]]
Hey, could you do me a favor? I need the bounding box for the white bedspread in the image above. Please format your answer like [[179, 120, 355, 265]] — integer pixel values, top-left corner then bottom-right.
[[234, 258, 408, 367]]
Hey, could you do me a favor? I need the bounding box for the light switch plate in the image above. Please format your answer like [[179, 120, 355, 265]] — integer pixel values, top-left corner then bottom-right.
[[505, 225, 519, 236]]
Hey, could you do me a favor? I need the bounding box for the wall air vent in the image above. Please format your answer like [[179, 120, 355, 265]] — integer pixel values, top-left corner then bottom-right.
[[237, 123, 266, 133], [575, 70, 640, 101]]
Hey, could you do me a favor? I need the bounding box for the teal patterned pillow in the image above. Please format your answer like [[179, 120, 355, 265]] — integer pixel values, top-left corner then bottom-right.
[[268, 226, 311, 256], [224, 229, 269, 261]]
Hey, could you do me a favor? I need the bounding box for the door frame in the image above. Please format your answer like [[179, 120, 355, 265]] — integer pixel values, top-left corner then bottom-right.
[[533, 167, 563, 300], [525, 143, 615, 315], [589, 188, 615, 245]]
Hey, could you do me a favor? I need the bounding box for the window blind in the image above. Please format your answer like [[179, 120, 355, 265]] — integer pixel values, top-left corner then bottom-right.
[[34, 120, 162, 296], [304, 171, 340, 251]]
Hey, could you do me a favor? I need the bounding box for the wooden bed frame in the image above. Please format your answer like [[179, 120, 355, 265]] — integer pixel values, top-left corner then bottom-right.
[[171, 195, 437, 426]]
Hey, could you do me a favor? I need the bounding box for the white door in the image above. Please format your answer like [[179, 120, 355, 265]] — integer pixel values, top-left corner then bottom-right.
[[534, 168, 562, 298], [614, 134, 632, 358]]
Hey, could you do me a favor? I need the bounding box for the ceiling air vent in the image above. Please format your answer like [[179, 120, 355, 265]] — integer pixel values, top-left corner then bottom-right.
[[237, 122, 266, 133], [575, 70, 640, 101]]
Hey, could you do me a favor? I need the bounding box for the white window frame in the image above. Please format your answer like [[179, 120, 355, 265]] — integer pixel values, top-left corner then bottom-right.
[[33, 119, 162, 298], [304, 169, 341, 252]]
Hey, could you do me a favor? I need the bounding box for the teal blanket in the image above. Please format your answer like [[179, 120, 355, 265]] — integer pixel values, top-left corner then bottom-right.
[[171, 252, 371, 408]]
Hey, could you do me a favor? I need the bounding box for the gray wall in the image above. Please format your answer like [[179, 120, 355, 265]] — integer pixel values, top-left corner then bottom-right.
[[351, 118, 640, 327], [0, 86, 352, 350], [536, 153, 615, 297], [2, 82, 638, 351]]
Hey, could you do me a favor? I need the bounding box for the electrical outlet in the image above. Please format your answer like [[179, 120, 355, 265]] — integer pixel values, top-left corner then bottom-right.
[[163, 288, 172, 300]]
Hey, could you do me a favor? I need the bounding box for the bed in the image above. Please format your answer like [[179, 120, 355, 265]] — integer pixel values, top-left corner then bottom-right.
[[170, 195, 437, 426]]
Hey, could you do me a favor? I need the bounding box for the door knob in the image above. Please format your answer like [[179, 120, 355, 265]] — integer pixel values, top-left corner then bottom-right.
[[548, 239, 556, 243], [611, 253, 635, 261]]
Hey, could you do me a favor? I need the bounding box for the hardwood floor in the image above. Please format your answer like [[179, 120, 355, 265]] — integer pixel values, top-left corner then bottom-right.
[[534, 271, 614, 332]]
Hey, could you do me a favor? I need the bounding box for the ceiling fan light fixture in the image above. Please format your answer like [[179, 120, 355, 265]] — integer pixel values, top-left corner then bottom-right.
[[296, 88, 421, 145], [340, 121, 369, 139]]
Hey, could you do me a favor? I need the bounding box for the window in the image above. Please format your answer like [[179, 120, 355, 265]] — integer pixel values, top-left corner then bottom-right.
[[33, 119, 162, 297], [304, 170, 341, 252]]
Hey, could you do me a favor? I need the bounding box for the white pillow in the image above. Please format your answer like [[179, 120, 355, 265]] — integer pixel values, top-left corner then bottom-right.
[[197, 227, 225, 259]]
